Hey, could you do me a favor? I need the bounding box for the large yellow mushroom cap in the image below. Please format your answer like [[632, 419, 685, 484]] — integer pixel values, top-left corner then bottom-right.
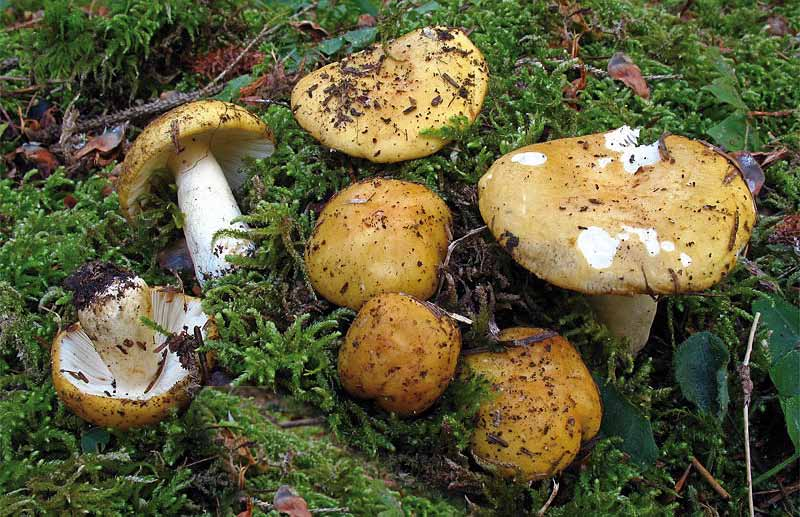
[[465, 328, 602, 481], [117, 100, 274, 219], [291, 26, 489, 163], [305, 178, 452, 309], [478, 127, 757, 295]]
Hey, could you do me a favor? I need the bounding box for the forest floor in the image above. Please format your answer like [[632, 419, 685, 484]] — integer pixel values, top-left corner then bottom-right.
[[0, 0, 799, 515]]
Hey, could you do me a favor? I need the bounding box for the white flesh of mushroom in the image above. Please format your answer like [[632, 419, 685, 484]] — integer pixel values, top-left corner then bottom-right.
[[167, 140, 254, 285], [60, 283, 207, 398]]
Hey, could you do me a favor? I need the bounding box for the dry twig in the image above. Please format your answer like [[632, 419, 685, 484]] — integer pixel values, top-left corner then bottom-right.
[[740, 312, 760, 517], [691, 456, 731, 500], [537, 480, 560, 516]]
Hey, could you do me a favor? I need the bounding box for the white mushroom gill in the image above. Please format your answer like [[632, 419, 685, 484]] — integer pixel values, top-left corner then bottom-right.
[[577, 226, 691, 270], [511, 152, 548, 166], [167, 140, 254, 285], [603, 125, 661, 174], [59, 289, 207, 398]]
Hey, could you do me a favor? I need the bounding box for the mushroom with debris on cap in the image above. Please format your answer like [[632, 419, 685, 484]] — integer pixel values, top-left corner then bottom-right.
[[52, 261, 214, 429], [291, 26, 489, 163], [338, 292, 461, 416], [117, 100, 275, 286], [465, 327, 602, 481], [305, 178, 452, 310], [477, 126, 757, 352]]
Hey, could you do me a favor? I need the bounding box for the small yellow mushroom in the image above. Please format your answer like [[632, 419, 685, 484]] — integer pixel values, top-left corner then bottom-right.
[[465, 328, 602, 481], [338, 293, 461, 416], [305, 178, 452, 310]]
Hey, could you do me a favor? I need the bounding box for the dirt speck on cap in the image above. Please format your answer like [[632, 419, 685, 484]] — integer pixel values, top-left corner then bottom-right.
[[64, 261, 137, 311]]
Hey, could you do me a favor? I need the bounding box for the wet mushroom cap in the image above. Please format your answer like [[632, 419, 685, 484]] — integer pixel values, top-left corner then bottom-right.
[[117, 100, 274, 218], [52, 285, 213, 430], [465, 327, 601, 481], [305, 178, 452, 309], [291, 26, 489, 163], [338, 293, 461, 416], [478, 127, 757, 295]]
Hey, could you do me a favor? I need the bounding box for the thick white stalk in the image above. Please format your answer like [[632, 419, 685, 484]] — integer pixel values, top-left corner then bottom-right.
[[587, 294, 658, 354], [168, 142, 253, 285]]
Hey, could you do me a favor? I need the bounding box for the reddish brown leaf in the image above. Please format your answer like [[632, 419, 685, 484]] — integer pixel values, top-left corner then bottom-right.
[[290, 20, 329, 41], [63, 194, 77, 209], [731, 151, 765, 196], [273, 486, 311, 517], [750, 147, 790, 168], [607, 52, 650, 99], [563, 66, 587, 109], [239, 61, 300, 104], [770, 214, 800, 247], [16, 143, 58, 174], [357, 14, 377, 28], [74, 124, 126, 160], [766, 15, 795, 37], [190, 46, 264, 80]]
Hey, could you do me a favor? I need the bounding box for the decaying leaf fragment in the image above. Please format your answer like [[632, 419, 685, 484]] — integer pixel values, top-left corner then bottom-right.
[[608, 52, 650, 99]]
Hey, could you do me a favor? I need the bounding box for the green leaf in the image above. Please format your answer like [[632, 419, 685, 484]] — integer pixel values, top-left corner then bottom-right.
[[707, 112, 762, 151], [780, 396, 800, 451], [213, 74, 251, 102], [674, 332, 730, 419], [343, 27, 378, 50], [754, 296, 800, 364], [353, 0, 379, 16], [0, 123, 7, 138], [80, 428, 110, 453], [594, 375, 659, 466], [703, 77, 748, 111], [771, 350, 800, 397], [414, 1, 441, 14], [318, 37, 345, 56]]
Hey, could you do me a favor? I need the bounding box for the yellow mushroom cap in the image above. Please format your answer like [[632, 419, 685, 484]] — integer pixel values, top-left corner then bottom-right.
[[478, 127, 757, 295], [305, 178, 452, 309], [465, 327, 602, 481], [52, 285, 213, 430], [291, 26, 489, 163], [117, 100, 274, 219]]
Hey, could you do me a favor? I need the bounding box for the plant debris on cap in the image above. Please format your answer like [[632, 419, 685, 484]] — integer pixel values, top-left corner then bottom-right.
[[305, 178, 452, 309], [53, 262, 214, 429], [291, 26, 489, 163], [465, 327, 601, 481], [478, 126, 757, 295]]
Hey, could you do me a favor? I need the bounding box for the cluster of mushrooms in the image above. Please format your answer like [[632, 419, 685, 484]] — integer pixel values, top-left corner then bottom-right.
[[52, 26, 757, 482]]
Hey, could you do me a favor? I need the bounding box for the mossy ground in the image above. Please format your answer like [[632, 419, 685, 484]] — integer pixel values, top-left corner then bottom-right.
[[1, 0, 798, 515]]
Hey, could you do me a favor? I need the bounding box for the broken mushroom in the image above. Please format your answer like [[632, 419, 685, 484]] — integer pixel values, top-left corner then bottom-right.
[[478, 126, 757, 352], [117, 100, 275, 285], [338, 293, 461, 416], [465, 327, 601, 481], [305, 178, 452, 310], [52, 262, 213, 429], [291, 26, 489, 163]]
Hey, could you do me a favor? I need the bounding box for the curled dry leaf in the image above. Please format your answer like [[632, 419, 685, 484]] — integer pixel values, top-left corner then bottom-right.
[[290, 20, 329, 41], [273, 485, 312, 517], [239, 61, 299, 105], [16, 142, 58, 174], [731, 151, 765, 196], [190, 46, 265, 80], [74, 124, 127, 160], [607, 52, 650, 99]]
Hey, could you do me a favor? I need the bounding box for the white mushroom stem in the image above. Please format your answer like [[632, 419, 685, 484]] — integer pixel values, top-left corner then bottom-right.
[[167, 141, 254, 285], [587, 294, 658, 354]]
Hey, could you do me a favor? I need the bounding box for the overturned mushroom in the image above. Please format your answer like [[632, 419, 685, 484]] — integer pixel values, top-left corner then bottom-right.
[[52, 262, 214, 429], [466, 327, 601, 481], [478, 126, 757, 352], [118, 100, 275, 285], [305, 178, 452, 309], [291, 26, 489, 163]]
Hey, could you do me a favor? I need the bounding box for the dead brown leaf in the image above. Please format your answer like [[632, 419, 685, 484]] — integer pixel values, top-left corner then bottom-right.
[[74, 124, 127, 160], [239, 60, 301, 105], [766, 15, 795, 37], [289, 20, 329, 41], [731, 151, 765, 196], [190, 46, 264, 80], [357, 14, 377, 28], [273, 485, 312, 517], [607, 52, 650, 99], [769, 214, 800, 247], [16, 143, 58, 175], [563, 66, 587, 109]]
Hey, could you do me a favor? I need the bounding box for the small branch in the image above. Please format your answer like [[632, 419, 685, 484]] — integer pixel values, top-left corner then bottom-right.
[[515, 57, 682, 81], [691, 456, 731, 500], [747, 109, 797, 118], [277, 416, 325, 429], [740, 312, 760, 517], [462, 329, 559, 355], [674, 462, 693, 493], [537, 480, 559, 516], [441, 225, 488, 271]]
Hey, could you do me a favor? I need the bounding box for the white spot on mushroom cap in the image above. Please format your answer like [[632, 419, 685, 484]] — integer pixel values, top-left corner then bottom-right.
[[680, 253, 693, 267], [511, 152, 547, 166], [660, 241, 675, 252], [577, 227, 621, 269], [597, 156, 613, 169], [604, 125, 661, 174]]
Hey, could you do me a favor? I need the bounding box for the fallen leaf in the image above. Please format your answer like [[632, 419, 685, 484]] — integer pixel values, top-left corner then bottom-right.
[[766, 15, 795, 37], [16, 143, 58, 175], [607, 52, 650, 99], [357, 14, 377, 28], [563, 65, 587, 109], [63, 194, 77, 209], [236, 498, 253, 517], [769, 214, 800, 248], [158, 238, 194, 273], [750, 147, 790, 168], [74, 124, 127, 160], [239, 61, 300, 104], [290, 20, 329, 41], [190, 46, 264, 80], [731, 151, 765, 195], [273, 485, 311, 517]]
